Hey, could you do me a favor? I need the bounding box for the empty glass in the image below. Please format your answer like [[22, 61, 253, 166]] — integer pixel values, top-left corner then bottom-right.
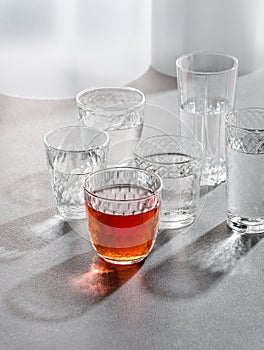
[[84, 167, 162, 264], [134, 135, 203, 229], [44, 126, 109, 220], [226, 108, 264, 234], [76, 87, 145, 166], [176, 52, 238, 186]]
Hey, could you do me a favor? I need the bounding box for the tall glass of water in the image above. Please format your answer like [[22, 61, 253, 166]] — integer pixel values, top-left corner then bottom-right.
[[176, 52, 238, 186], [226, 108, 264, 234]]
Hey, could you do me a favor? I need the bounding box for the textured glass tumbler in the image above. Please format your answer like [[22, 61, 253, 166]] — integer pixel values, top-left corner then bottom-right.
[[84, 167, 162, 265], [44, 126, 109, 220], [226, 108, 264, 234], [134, 135, 203, 229], [176, 52, 238, 186], [76, 87, 145, 166]]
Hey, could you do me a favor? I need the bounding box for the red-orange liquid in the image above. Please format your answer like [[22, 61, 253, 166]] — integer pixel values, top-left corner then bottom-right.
[[86, 196, 160, 263]]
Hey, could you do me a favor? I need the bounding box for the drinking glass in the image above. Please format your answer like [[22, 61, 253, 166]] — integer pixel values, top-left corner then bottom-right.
[[76, 87, 145, 166], [84, 167, 162, 265], [134, 135, 203, 229], [226, 108, 264, 234], [44, 126, 109, 220], [176, 52, 238, 186]]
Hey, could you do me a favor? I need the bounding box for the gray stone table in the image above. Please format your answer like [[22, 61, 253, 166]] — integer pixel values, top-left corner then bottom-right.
[[1, 69, 264, 349]]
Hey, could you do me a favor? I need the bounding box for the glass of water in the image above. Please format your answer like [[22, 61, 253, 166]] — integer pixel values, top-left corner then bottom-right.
[[226, 108, 264, 234], [134, 135, 203, 229], [76, 87, 145, 166], [176, 52, 238, 186], [44, 126, 109, 220]]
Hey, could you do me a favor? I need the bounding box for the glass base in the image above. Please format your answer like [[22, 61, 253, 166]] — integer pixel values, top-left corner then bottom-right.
[[159, 213, 196, 230], [227, 215, 264, 234], [57, 205, 86, 220], [99, 254, 146, 265]]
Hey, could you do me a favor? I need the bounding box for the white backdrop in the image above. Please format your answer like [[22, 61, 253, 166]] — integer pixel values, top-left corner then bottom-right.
[[152, 0, 264, 77], [0, 0, 151, 98]]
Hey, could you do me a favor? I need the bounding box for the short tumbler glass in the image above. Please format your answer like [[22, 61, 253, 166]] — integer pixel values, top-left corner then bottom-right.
[[226, 108, 264, 234], [84, 167, 162, 265], [44, 126, 109, 220], [76, 87, 145, 166], [134, 135, 203, 229]]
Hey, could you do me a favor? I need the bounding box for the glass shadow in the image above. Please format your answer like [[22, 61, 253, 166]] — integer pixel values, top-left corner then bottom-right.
[[6, 253, 143, 322], [143, 221, 263, 299], [0, 210, 71, 262]]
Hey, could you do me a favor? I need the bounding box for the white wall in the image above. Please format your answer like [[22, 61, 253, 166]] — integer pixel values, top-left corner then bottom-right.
[[152, 0, 264, 76], [0, 0, 151, 98]]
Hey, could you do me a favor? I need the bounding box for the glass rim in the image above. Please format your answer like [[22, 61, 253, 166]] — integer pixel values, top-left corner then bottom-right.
[[84, 166, 162, 203], [176, 51, 239, 75], [76, 86, 145, 112], [226, 108, 264, 132], [133, 134, 203, 166], [43, 125, 110, 153]]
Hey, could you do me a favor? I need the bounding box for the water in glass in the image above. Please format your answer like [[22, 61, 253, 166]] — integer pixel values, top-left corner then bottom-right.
[[180, 97, 231, 186]]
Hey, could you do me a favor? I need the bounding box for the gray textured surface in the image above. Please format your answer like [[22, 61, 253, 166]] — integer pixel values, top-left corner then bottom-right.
[[1, 71, 264, 349]]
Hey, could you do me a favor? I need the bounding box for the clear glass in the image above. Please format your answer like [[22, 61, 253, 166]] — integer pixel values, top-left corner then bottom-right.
[[226, 108, 264, 234], [134, 135, 203, 229], [44, 126, 109, 220], [76, 87, 145, 166], [84, 167, 162, 265], [176, 52, 238, 186]]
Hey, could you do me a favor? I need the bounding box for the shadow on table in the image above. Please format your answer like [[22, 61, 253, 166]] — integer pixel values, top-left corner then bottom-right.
[[143, 222, 264, 300], [2, 171, 53, 210], [0, 209, 71, 262], [6, 253, 142, 322]]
